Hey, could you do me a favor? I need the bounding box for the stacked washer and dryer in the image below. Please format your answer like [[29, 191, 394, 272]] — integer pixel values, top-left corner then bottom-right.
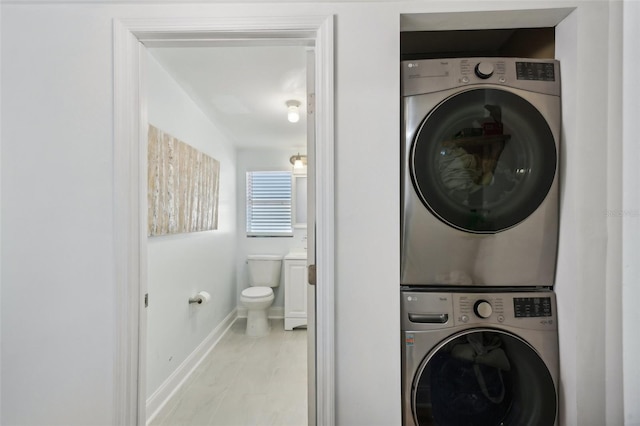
[[400, 58, 561, 426]]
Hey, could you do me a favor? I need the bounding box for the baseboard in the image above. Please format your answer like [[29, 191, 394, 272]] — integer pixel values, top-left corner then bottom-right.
[[236, 305, 284, 319], [145, 308, 237, 424]]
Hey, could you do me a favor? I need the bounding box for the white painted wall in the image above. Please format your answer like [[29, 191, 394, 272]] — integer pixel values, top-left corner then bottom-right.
[[554, 4, 628, 425], [334, 6, 400, 425], [0, 1, 633, 425], [622, 1, 640, 424], [554, 11, 580, 424], [1, 4, 116, 424], [235, 148, 308, 314], [605, 1, 624, 423], [144, 52, 238, 397], [0, 1, 4, 421]]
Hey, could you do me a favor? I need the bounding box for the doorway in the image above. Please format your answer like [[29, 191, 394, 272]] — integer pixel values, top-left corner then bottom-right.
[[145, 43, 309, 425], [113, 16, 335, 426]]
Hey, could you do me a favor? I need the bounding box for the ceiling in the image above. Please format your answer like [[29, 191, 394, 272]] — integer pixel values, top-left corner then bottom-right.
[[148, 46, 308, 150]]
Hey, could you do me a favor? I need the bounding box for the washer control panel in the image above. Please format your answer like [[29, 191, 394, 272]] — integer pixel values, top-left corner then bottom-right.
[[513, 297, 553, 318], [457, 294, 505, 322], [452, 292, 555, 329], [401, 289, 557, 331]]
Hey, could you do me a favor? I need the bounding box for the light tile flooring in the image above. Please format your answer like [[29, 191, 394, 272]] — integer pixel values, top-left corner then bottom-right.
[[150, 318, 308, 426]]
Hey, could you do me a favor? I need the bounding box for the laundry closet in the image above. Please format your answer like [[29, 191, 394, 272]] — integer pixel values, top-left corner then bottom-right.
[[400, 24, 562, 426]]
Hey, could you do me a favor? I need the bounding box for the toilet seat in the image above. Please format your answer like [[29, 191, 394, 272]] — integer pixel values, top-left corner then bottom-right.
[[242, 287, 273, 299]]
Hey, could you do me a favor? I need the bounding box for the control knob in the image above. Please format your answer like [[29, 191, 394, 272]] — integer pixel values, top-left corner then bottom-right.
[[474, 300, 493, 318], [475, 62, 494, 79]]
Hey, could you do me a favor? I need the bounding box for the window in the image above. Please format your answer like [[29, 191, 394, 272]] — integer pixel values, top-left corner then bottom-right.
[[246, 171, 293, 236]]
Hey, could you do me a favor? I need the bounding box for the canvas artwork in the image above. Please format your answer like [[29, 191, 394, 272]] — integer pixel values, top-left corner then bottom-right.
[[148, 125, 220, 236]]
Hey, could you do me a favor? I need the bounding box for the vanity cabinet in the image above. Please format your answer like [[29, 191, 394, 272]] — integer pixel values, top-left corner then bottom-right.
[[284, 256, 307, 330]]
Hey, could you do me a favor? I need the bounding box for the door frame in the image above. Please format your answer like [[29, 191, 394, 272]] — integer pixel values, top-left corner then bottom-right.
[[113, 15, 335, 425]]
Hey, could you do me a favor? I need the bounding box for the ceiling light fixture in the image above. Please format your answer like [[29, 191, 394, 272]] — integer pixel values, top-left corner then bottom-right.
[[289, 153, 307, 169], [286, 100, 301, 123]]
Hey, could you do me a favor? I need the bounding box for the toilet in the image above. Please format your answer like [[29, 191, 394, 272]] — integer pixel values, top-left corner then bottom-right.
[[241, 254, 282, 337]]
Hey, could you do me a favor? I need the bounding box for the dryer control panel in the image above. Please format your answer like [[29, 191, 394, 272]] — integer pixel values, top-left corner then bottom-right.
[[402, 57, 560, 98]]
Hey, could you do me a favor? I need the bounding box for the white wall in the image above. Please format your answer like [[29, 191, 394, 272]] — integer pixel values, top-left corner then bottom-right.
[[605, 1, 624, 423], [554, 11, 580, 424], [0, 1, 3, 421], [1, 4, 116, 424], [554, 4, 627, 425], [334, 6, 400, 425], [622, 1, 640, 424], [144, 53, 238, 397], [0, 1, 632, 425], [235, 148, 307, 314]]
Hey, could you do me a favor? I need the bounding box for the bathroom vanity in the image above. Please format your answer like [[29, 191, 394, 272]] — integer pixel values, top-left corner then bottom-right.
[[284, 252, 308, 330]]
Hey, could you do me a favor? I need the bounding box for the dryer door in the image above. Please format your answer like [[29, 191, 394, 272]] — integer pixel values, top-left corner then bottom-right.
[[410, 88, 557, 233], [412, 329, 556, 426]]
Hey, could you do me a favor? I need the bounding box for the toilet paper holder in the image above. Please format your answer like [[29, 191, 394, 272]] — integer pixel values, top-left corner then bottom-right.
[[188, 291, 211, 305]]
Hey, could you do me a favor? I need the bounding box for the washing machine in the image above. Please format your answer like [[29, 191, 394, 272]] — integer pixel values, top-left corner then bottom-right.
[[401, 58, 561, 287], [401, 288, 559, 426]]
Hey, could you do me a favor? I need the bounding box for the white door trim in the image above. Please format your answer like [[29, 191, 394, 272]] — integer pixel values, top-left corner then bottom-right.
[[113, 15, 335, 425]]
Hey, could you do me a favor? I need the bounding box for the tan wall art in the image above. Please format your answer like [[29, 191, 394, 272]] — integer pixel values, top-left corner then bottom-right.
[[148, 125, 220, 236]]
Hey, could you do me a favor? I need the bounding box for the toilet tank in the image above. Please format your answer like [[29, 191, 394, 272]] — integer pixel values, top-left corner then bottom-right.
[[247, 255, 283, 287]]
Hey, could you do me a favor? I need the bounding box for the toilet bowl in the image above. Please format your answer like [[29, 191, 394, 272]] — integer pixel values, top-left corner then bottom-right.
[[240, 287, 275, 337], [241, 255, 282, 337]]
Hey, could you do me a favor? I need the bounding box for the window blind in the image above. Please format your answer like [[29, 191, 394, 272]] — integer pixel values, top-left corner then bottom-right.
[[246, 171, 293, 236]]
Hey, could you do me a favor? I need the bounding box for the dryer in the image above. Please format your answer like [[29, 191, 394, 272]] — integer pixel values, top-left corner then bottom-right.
[[401, 288, 559, 426], [401, 58, 560, 287]]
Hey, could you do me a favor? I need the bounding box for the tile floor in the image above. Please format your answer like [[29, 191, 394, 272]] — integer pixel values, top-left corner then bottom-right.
[[150, 318, 308, 426]]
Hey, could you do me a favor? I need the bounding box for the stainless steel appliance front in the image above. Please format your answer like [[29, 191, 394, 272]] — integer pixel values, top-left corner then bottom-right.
[[401, 289, 559, 426], [401, 58, 561, 287]]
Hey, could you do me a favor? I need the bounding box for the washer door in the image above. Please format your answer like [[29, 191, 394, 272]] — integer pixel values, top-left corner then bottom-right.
[[410, 88, 557, 233], [412, 329, 556, 426]]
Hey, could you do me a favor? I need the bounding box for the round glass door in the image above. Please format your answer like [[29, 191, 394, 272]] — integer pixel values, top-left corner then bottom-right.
[[412, 329, 557, 426], [410, 88, 557, 233]]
